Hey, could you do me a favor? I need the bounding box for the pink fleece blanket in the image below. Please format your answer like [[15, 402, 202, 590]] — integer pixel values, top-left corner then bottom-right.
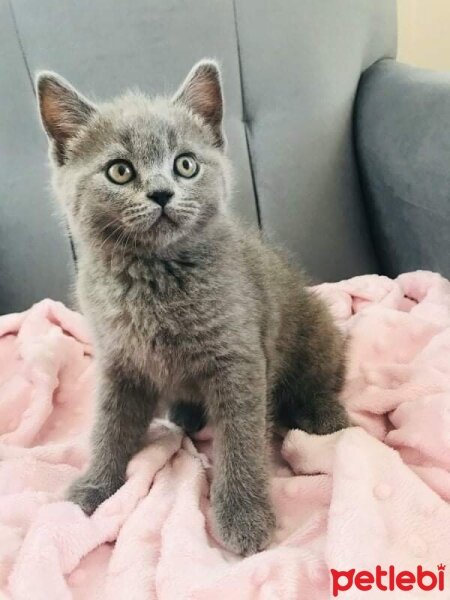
[[1, 271, 449, 599]]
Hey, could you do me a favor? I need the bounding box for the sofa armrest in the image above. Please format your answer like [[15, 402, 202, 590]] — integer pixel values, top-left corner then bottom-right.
[[355, 59, 450, 278]]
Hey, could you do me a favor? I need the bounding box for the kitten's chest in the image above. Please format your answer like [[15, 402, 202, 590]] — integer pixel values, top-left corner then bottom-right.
[[86, 257, 225, 382], [109, 277, 188, 352]]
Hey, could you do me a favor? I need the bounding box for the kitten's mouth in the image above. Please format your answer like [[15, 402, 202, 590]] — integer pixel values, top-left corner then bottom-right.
[[122, 208, 180, 237], [156, 212, 176, 225]]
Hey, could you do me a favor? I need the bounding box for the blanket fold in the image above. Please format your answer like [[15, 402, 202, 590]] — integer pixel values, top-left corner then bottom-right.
[[1, 272, 449, 599]]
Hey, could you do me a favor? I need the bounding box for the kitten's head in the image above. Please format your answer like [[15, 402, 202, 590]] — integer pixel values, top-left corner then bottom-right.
[[36, 60, 230, 252]]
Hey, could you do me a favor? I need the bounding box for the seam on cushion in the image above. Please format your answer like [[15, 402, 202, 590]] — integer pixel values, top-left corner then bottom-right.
[[351, 68, 385, 275], [7, 0, 34, 93], [7, 0, 78, 268], [393, 193, 450, 221], [231, 0, 262, 229]]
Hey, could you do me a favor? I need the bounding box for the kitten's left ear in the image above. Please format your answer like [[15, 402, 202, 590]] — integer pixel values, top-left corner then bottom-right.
[[36, 71, 97, 165], [173, 60, 224, 148]]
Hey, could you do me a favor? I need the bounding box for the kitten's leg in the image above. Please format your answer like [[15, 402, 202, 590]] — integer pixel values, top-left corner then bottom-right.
[[205, 357, 275, 556], [67, 363, 157, 514], [274, 348, 349, 435], [169, 400, 207, 434]]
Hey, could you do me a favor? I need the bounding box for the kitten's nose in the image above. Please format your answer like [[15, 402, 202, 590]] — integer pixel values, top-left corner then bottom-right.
[[147, 189, 174, 208]]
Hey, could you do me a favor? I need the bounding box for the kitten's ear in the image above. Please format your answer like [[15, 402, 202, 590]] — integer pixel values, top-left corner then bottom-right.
[[173, 60, 224, 148], [36, 72, 97, 165]]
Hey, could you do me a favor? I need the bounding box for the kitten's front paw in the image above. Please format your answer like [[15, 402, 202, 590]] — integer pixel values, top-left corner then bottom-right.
[[212, 488, 276, 556], [66, 473, 122, 515]]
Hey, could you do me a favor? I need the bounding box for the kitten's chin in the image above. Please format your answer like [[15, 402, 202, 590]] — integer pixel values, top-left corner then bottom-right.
[[134, 215, 190, 250], [116, 207, 199, 251]]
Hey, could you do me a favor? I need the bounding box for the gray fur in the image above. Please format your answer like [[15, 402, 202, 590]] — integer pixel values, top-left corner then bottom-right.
[[36, 60, 348, 555]]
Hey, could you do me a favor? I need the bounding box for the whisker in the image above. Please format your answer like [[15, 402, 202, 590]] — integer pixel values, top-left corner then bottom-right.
[[99, 223, 123, 252], [98, 218, 121, 236], [174, 209, 196, 216], [123, 210, 151, 224], [123, 207, 149, 218], [111, 227, 128, 262], [97, 216, 121, 231], [177, 201, 198, 208]]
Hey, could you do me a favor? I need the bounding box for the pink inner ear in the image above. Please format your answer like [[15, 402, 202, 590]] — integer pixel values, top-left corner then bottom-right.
[[40, 87, 78, 141], [174, 63, 224, 145], [184, 70, 222, 123], [38, 75, 96, 163]]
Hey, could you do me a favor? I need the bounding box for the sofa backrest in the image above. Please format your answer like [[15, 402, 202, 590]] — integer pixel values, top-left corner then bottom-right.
[[0, 0, 396, 314]]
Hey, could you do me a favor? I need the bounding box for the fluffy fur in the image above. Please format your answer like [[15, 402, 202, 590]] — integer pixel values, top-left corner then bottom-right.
[[36, 60, 348, 555]]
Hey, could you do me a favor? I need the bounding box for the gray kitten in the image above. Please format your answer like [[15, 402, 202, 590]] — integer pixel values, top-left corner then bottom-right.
[[36, 60, 348, 555]]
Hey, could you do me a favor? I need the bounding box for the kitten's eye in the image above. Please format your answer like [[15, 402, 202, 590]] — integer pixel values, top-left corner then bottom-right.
[[106, 160, 135, 185], [174, 154, 199, 179]]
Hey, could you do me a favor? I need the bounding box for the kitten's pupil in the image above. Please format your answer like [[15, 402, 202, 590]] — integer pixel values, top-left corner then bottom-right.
[[118, 165, 126, 176], [182, 159, 189, 170]]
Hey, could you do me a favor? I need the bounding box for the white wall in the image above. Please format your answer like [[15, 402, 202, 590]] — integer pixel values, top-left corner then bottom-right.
[[398, 0, 450, 70]]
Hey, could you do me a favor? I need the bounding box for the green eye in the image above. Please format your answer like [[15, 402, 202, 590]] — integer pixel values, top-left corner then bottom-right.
[[174, 154, 199, 178], [106, 160, 135, 184]]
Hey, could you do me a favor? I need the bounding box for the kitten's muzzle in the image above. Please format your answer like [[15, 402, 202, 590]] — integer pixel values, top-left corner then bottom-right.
[[147, 189, 174, 208]]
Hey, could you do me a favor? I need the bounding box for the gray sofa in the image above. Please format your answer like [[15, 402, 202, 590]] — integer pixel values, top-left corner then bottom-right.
[[1, 0, 449, 315]]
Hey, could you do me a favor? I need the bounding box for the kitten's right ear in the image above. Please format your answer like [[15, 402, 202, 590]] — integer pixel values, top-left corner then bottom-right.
[[36, 72, 96, 165]]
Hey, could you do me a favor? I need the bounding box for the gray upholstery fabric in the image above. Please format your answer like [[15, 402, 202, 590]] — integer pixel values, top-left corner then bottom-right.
[[356, 60, 450, 278], [1, 0, 398, 313], [0, 1, 74, 314], [10, 0, 258, 226], [234, 0, 396, 282], [2, 0, 260, 314]]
